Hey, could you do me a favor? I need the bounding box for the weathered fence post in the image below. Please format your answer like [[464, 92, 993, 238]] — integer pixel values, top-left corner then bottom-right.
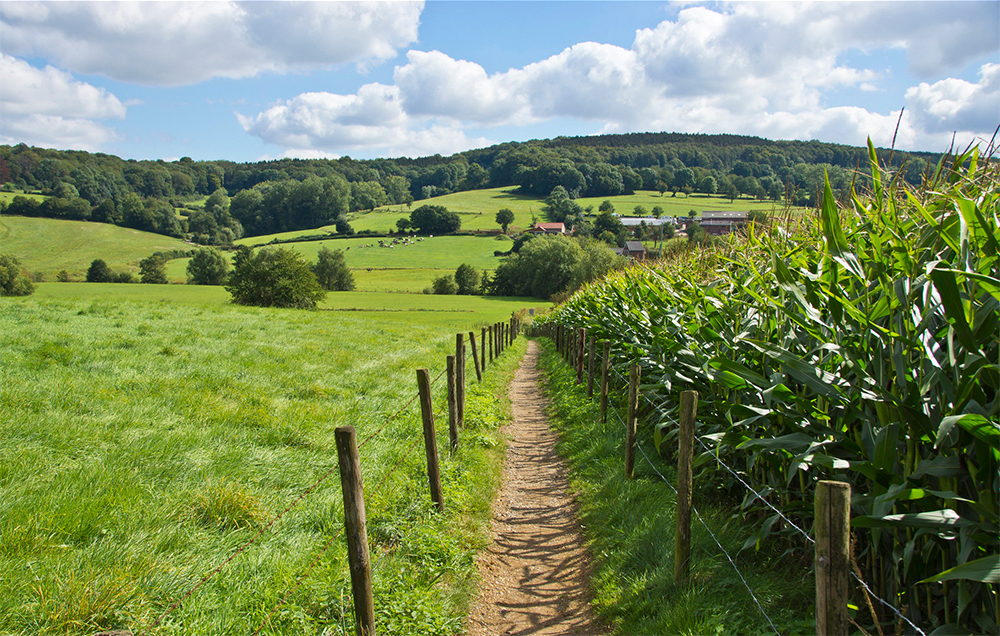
[[416, 369, 444, 512], [600, 341, 611, 423], [335, 426, 375, 636], [469, 331, 482, 382], [488, 324, 494, 363], [587, 335, 596, 397], [480, 328, 486, 374], [556, 324, 563, 358], [816, 480, 851, 636], [675, 390, 697, 586], [446, 355, 458, 451], [625, 364, 640, 478], [576, 328, 586, 384], [456, 333, 465, 428]]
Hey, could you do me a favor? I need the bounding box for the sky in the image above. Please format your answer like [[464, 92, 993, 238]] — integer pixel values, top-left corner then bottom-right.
[[1, 1, 998, 162]]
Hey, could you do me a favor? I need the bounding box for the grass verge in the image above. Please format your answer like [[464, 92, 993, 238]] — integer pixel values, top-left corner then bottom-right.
[[535, 338, 815, 635]]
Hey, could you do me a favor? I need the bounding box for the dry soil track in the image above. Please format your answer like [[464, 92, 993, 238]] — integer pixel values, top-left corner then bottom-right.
[[466, 340, 607, 636]]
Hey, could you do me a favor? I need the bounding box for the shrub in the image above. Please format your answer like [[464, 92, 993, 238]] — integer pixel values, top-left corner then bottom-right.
[[312, 246, 355, 291], [454, 263, 480, 295], [139, 255, 168, 284], [86, 259, 113, 283], [0, 254, 36, 296], [225, 246, 327, 309], [187, 247, 230, 285], [432, 274, 458, 295]]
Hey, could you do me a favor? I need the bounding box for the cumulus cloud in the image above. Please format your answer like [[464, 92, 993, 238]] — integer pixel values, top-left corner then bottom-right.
[[0, 1, 423, 85], [0, 54, 125, 149], [239, 2, 998, 157], [237, 86, 493, 158]]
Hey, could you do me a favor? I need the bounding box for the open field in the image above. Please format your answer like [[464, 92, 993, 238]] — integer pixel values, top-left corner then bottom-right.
[[0, 292, 533, 635], [31, 282, 550, 315], [0, 216, 191, 280]]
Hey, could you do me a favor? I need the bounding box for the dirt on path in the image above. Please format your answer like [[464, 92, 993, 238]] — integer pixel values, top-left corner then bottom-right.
[[466, 340, 607, 636]]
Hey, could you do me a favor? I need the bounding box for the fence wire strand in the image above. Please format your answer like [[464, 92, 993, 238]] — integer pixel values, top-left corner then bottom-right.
[[143, 363, 447, 635], [604, 357, 928, 636]]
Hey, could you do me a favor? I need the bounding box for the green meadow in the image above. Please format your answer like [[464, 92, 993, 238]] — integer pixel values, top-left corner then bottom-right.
[[0, 290, 534, 635], [0, 216, 191, 280]]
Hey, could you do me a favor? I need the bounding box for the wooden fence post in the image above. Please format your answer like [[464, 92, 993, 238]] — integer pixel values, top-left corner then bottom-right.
[[556, 324, 563, 358], [587, 335, 596, 398], [675, 390, 697, 586], [416, 369, 444, 512], [469, 331, 482, 382], [816, 481, 851, 636], [625, 365, 640, 478], [488, 324, 494, 363], [456, 333, 465, 429], [335, 426, 375, 636], [480, 328, 486, 374], [576, 328, 586, 384], [600, 341, 611, 423], [446, 355, 458, 451]]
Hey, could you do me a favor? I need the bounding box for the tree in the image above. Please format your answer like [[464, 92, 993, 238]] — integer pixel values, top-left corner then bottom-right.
[[0, 254, 35, 296], [432, 274, 458, 295], [495, 208, 515, 234], [633, 205, 647, 217], [139, 255, 168, 284], [313, 246, 355, 291], [454, 263, 480, 295], [396, 217, 412, 233], [410, 205, 461, 234], [187, 247, 230, 285], [699, 176, 717, 196], [226, 246, 327, 309], [598, 200, 615, 214], [86, 259, 113, 283], [651, 205, 664, 219], [593, 210, 626, 245]]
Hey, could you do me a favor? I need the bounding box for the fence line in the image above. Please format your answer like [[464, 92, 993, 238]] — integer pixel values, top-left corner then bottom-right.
[[599, 347, 928, 636]]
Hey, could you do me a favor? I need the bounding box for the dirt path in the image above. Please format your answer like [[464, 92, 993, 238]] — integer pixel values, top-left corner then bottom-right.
[[466, 340, 606, 636]]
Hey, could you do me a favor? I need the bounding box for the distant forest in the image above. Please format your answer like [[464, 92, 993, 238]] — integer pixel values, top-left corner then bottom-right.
[[0, 132, 943, 242]]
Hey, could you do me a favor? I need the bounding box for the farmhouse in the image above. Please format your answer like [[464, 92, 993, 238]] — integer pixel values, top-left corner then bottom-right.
[[614, 240, 647, 261], [527, 222, 567, 235], [698, 210, 749, 235]]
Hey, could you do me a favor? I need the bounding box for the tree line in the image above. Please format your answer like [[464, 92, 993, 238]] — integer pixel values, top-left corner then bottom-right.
[[1, 133, 942, 241]]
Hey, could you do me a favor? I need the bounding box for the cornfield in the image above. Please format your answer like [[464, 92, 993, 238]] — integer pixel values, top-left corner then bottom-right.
[[541, 141, 999, 634]]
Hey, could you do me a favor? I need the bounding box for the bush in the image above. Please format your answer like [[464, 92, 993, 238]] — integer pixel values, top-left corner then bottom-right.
[[86, 259, 113, 283], [0, 254, 36, 296], [139, 255, 168, 284], [432, 274, 458, 295], [225, 246, 327, 309], [312, 246, 355, 291], [187, 247, 230, 285], [410, 205, 461, 234]]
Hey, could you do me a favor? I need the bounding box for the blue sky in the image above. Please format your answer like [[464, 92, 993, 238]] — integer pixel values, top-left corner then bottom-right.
[[1, 1, 997, 162]]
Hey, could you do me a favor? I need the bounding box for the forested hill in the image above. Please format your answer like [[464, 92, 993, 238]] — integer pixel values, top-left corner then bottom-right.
[[1, 132, 943, 242]]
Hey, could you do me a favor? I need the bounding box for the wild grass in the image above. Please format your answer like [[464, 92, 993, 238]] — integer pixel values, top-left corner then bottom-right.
[[0, 295, 528, 634], [536, 341, 814, 634], [0, 216, 190, 280]]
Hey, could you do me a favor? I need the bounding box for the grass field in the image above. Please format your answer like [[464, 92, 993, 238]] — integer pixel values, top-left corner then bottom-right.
[[0, 292, 532, 635], [0, 216, 191, 280]]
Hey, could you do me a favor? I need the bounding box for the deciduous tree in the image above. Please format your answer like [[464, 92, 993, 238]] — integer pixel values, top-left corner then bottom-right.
[[226, 246, 326, 309]]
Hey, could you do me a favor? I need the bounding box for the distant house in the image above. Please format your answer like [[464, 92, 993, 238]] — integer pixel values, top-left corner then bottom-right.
[[699, 210, 749, 235], [528, 222, 566, 235], [614, 240, 647, 261]]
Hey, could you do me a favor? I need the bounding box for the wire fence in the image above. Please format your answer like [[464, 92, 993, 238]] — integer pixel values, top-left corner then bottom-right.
[[142, 352, 460, 635], [599, 353, 928, 636]]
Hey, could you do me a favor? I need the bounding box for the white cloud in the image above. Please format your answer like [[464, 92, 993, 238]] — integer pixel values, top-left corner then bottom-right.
[[0, 1, 424, 86], [237, 1, 998, 157], [0, 54, 124, 150], [905, 63, 1000, 135]]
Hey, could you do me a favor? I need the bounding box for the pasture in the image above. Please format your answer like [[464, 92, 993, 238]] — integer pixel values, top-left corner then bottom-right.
[[0, 216, 191, 281], [0, 291, 535, 635]]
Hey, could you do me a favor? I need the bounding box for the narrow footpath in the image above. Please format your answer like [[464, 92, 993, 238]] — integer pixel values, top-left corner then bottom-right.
[[466, 340, 606, 636]]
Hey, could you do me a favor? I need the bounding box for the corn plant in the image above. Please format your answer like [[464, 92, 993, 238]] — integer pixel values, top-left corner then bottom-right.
[[539, 141, 999, 634]]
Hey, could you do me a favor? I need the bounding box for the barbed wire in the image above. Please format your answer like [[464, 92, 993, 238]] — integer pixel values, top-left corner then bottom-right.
[[604, 357, 928, 636], [142, 366, 446, 635], [251, 433, 426, 635]]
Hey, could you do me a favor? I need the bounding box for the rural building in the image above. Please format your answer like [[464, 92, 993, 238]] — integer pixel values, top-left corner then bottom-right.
[[619, 217, 676, 227], [698, 210, 749, 235], [528, 222, 567, 235], [615, 241, 647, 261]]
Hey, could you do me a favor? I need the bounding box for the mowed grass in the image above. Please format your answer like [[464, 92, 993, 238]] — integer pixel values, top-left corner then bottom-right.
[[31, 282, 551, 316], [0, 293, 532, 635], [0, 216, 191, 280]]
